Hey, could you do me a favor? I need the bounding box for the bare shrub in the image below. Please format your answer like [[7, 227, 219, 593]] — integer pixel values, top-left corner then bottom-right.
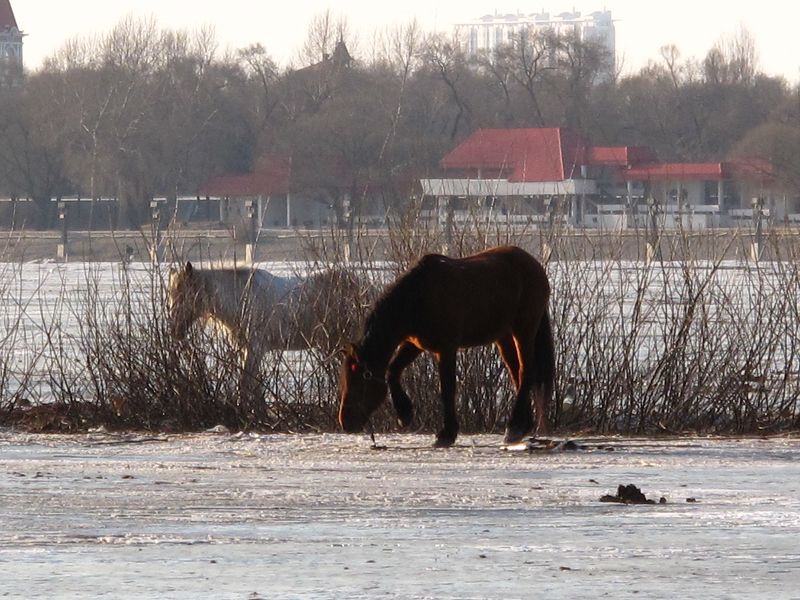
[[3, 216, 800, 436]]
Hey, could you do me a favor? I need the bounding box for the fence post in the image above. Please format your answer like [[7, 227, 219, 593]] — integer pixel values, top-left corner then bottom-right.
[[751, 196, 764, 262], [244, 199, 256, 265], [646, 195, 662, 263], [149, 200, 161, 264], [57, 201, 68, 261], [541, 197, 558, 262], [437, 196, 453, 254], [342, 196, 353, 263]]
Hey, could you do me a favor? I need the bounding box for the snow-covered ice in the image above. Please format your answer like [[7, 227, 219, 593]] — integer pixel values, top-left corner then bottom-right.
[[1, 432, 799, 599]]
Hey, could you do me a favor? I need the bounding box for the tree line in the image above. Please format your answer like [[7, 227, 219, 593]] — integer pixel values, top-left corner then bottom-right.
[[0, 13, 798, 229]]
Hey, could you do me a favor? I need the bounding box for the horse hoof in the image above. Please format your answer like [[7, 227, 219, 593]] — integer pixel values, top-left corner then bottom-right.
[[503, 427, 530, 445], [396, 412, 413, 429], [433, 433, 457, 448]]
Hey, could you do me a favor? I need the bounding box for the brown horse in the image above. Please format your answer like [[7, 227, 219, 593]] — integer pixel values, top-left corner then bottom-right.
[[339, 245, 554, 447]]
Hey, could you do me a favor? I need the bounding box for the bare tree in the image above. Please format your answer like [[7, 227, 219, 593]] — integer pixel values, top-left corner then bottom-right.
[[704, 26, 759, 86], [237, 44, 280, 142], [501, 28, 551, 126], [0, 79, 73, 227], [733, 118, 800, 198], [421, 34, 472, 142], [551, 31, 611, 129], [299, 10, 351, 66], [23, 17, 254, 228]]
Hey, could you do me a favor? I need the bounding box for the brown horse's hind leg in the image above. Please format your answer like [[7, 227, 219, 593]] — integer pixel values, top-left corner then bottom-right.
[[504, 309, 555, 444], [503, 331, 537, 444], [387, 341, 422, 428], [495, 335, 521, 391], [434, 350, 459, 447], [530, 312, 554, 436], [532, 385, 549, 435]]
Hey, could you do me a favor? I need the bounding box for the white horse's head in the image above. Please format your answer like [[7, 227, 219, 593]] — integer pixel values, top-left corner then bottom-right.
[[167, 261, 205, 340]]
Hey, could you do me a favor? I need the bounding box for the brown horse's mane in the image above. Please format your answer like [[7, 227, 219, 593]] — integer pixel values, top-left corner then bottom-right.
[[360, 255, 448, 357]]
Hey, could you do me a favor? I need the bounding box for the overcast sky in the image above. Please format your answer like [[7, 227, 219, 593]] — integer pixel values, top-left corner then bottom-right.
[[11, 0, 800, 81]]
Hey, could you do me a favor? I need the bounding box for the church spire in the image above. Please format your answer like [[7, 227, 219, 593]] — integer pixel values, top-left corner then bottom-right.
[[0, 0, 18, 31], [0, 0, 23, 85]]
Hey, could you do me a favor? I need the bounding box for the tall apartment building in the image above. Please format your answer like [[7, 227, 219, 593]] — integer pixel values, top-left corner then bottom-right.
[[0, 0, 23, 86], [454, 9, 615, 68]]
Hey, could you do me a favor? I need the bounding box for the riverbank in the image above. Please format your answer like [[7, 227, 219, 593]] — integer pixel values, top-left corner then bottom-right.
[[2, 225, 797, 263]]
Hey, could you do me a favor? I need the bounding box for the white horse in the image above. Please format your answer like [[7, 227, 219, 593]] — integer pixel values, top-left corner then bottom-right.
[[167, 261, 366, 401]]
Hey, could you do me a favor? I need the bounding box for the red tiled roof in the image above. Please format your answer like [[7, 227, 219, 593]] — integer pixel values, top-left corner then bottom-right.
[[201, 157, 290, 197], [623, 162, 725, 181], [725, 158, 774, 183], [440, 128, 589, 182], [437, 128, 775, 186], [623, 160, 774, 183], [0, 0, 17, 30], [587, 146, 658, 167]]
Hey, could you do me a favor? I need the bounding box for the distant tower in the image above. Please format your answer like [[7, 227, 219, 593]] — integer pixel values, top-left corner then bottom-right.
[[0, 0, 23, 86]]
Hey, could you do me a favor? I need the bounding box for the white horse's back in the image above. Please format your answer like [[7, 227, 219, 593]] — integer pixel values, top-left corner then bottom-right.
[[169, 261, 368, 357], [250, 269, 302, 301]]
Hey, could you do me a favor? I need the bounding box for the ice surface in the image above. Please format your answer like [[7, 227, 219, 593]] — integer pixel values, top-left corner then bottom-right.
[[1, 432, 799, 599]]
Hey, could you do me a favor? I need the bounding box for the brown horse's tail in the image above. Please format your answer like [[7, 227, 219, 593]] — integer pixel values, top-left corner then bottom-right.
[[533, 311, 555, 423]]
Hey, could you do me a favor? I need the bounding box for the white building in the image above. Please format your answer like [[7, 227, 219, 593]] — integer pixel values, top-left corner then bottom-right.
[[454, 9, 615, 67]]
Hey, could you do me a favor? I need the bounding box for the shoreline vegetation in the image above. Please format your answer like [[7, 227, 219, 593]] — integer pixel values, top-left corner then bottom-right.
[[2, 223, 800, 436]]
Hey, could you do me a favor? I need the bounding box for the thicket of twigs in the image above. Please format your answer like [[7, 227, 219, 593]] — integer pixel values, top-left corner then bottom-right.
[[2, 221, 800, 435]]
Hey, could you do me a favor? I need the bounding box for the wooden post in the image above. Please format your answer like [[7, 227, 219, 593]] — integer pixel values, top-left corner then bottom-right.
[[57, 201, 68, 261], [149, 200, 161, 264], [542, 197, 557, 262], [437, 196, 454, 255], [342, 195, 353, 263], [751, 196, 764, 262], [244, 199, 256, 264], [626, 181, 635, 228], [646, 195, 662, 263]]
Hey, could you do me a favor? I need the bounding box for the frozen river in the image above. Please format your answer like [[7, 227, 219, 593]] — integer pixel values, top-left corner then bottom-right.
[[1, 432, 799, 599]]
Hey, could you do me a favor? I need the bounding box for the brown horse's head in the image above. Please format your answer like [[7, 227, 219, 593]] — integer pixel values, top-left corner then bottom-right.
[[167, 261, 204, 340], [338, 344, 387, 433]]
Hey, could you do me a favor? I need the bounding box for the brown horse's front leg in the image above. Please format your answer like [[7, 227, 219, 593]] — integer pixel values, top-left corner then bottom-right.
[[434, 350, 459, 447], [387, 342, 422, 428]]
